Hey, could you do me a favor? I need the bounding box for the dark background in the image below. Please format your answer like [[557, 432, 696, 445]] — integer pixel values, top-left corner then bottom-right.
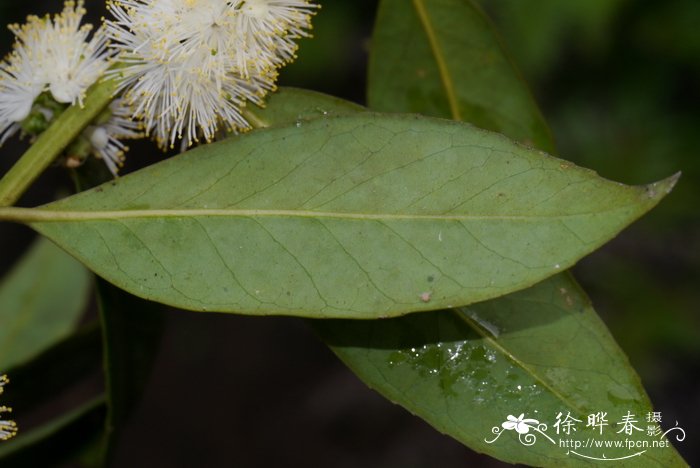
[[0, 0, 697, 466]]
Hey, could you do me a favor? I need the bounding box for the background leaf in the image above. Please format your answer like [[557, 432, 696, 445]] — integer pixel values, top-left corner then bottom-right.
[[0, 236, 91, 370], [315, 277, 685, 466], [0, 114, 673, 318], [368, 0, 554, 153]]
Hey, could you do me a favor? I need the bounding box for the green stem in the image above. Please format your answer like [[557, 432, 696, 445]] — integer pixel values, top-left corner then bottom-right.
[[0, 78, 117, 207]]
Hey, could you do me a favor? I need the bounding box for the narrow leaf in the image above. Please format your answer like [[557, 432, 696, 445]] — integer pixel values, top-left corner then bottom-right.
[[314, 277, 685, 466], [0, 236, 91, 370], [368, 0, 554, 152], [0, 114, 675, 318]]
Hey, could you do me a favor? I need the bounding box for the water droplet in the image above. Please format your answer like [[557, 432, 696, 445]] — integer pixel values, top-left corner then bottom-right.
[[485, 349, 497, 363], [554, 264, 561, 269]]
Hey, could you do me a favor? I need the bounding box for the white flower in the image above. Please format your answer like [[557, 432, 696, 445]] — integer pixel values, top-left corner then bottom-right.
[[105, 0, 317, 149], [87, 98, 143, 175], [8, 1, 112, 106], [234, 0, 317, 73], [38, 2, 112, 106], [0, 375, 17, 442], [0, 1, 112, 144], [0, 48, 43, 144]]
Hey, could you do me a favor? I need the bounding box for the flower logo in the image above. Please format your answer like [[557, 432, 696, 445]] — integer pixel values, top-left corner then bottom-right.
[[486, 413, 555, 446], [502, 413, 540, 434]]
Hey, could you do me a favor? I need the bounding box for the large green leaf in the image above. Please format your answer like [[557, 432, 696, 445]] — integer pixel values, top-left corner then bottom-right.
[[314, 276, 686, 466], [0, 236, 91, 370], [368, 0, 554, 153], [0, 114, 674, 318]]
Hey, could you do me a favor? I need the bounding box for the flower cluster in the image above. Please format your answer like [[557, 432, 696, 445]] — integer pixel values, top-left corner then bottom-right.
[[0, 375, 17, 441], [0, 1, 111, 144], [0, 0, 317, 175], [105, 0, 318, 149]]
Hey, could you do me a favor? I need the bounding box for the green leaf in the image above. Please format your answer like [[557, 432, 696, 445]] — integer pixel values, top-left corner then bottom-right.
[[0, 114, 675, 318], [0, 236, 91, 370], [368, 0, 554, 153], [314, 276, 686, 466]]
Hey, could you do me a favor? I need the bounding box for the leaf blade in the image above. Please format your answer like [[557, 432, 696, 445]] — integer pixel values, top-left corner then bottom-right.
[[313, 275, 685, 466], [368, 0, 554, 152], [0, 114, 675, 318], [0, 237, 91, 370]]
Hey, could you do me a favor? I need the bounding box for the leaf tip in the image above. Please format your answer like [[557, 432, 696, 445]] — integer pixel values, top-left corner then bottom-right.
[[644, 171, 681, 201]]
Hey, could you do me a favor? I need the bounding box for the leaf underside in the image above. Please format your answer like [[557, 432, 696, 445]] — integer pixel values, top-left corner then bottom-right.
[[1, 112, 675, 318], [0, 236, 91, 370]]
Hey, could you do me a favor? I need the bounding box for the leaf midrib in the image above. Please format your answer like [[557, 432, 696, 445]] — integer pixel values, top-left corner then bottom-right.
[[456, 307, 586, 416], [412, 0, 462, 121], [0, 206, 628, 223]]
